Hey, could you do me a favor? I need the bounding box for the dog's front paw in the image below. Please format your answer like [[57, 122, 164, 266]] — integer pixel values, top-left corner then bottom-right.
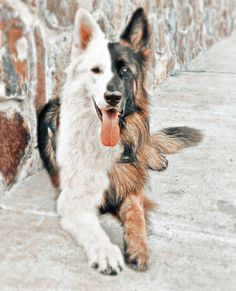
[[124, 238, 150, 271], [88, 243, 124, 275]]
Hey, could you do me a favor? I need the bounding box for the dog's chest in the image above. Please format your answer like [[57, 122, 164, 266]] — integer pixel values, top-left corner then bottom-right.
[[57, 104, 122, 193]]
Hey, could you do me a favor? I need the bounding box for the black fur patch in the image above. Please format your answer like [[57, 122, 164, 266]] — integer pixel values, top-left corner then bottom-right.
[[99, 187, 123, 215], [119, 144, 136, 164], [108, 42, 142, 122]]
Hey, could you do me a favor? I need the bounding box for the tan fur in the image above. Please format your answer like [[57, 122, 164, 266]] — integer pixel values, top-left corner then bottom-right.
[[118, 193, 149, 271], [105, 40, 152, 267]]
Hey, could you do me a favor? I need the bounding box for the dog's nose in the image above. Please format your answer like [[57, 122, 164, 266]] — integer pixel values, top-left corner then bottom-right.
[[104, 91, 122, 107]]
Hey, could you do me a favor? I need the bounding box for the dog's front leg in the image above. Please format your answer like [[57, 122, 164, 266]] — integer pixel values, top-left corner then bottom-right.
[[118, 193, 150, 271], [58, 192, 124, 275]]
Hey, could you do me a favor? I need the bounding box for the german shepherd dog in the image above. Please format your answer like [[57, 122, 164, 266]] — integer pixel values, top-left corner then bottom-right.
[[38, 8, 202, 275]]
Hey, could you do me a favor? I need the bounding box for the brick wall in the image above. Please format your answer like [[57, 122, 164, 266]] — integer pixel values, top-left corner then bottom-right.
[[0, 0, 235, 191]]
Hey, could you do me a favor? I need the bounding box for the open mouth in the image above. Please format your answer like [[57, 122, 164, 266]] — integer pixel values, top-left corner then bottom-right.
[[93, 100, 103, 121], [93, 99, 120, 147]]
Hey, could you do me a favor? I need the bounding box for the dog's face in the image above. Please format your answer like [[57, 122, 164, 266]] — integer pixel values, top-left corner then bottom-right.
[[71, 8, 150, 147]]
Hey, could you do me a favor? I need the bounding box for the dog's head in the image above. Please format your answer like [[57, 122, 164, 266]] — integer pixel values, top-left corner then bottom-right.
[[70, 8, 151, 147]]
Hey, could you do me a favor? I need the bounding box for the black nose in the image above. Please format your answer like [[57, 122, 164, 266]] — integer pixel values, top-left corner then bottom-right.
[[104, 91, 122, 107]]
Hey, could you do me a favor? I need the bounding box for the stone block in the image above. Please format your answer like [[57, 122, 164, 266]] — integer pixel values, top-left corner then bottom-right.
[[0, 4, 29, 101], [39, 0, 79, 29], [0, 110, 30, 186]]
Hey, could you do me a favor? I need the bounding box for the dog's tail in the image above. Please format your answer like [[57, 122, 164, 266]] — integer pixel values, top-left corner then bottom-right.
[[37, 98, 60, 188], [150, 126, 203, 155]]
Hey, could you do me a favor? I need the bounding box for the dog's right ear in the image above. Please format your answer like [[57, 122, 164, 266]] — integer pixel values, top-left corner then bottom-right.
[[71, 9, 104, 57]]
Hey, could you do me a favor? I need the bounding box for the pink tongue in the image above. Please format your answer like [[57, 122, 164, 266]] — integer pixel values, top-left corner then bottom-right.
[[101, 109, 120, 147]]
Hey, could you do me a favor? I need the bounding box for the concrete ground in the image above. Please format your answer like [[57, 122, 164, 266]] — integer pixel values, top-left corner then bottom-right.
[[1, 33, 236, 291]]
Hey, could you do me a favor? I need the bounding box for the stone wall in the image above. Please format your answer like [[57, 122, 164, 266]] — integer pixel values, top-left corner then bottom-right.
[[0, 0, 235, 191]]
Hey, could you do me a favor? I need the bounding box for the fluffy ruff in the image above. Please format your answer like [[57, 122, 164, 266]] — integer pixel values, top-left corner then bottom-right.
[[37, 8, 202, 275]]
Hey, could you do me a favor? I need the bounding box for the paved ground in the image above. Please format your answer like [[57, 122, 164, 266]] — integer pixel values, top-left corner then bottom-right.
[[0, 33, 236, 291]]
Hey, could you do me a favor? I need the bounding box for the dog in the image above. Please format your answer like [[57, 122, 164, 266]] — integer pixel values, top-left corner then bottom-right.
[[38, 8, 202, 275]]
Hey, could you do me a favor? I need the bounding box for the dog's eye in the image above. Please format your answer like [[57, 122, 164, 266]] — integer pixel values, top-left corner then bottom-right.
[[91, 66, 102, 74], [120, 66, 129, 75]]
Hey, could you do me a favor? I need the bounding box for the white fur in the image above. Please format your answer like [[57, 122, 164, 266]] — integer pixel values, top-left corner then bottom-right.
[[57, 9, 124, 274]]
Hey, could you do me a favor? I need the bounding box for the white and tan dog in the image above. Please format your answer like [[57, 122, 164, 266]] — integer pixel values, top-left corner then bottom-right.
[[38, 7, 202, 276]]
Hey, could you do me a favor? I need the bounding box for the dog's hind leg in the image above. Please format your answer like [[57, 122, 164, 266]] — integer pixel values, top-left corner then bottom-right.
[[118, 192, 150, 271], [58, 190, 124, 275], [143, 141, 168, 171]]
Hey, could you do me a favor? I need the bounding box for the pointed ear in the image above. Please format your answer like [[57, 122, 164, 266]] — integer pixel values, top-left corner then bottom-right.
[[71, 9, 104, 57], [120, 8, 149, 50]]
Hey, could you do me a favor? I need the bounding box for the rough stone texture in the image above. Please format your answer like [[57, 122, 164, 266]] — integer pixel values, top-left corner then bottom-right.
[[0, 110, 30, 186], [34, 26, 46, 113], [0, 33, 236, 290], [0, 4, 28, 101], [0, 0, 236, 189]]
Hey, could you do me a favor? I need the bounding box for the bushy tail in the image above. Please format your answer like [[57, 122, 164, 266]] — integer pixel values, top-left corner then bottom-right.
[[150, 126, 203, 155], [37, 98, 60, 188]]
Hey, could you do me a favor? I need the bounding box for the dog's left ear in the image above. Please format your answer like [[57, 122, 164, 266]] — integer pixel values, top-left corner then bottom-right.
[[120, 8, 149, 50]]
